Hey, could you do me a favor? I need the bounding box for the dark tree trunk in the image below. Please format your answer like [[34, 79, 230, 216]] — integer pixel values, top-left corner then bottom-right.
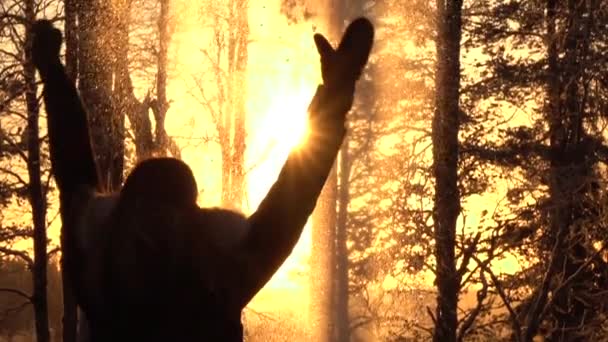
[[62, 6, 80, 340], [522, 2, 560, 339], [547, 1, 595, 339], [432, 1, 463, 341], [523, 1, 600, 340], [521, 0, 564, 341], [24, 3, 50, 340]]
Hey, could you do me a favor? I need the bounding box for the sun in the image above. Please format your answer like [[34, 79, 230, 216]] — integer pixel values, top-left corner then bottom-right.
[[257, 90, 312, 151]]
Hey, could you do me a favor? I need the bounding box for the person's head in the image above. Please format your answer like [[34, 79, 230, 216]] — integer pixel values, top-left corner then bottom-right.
[[121, 157, 198, 207]]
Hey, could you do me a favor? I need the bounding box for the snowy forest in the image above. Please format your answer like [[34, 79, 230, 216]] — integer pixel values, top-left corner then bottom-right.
[[1, 0, 608, 341]]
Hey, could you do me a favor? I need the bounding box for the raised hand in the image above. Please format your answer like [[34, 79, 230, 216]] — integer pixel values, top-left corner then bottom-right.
[[309, 17, 374, 125], [315, 17, 374, 88]]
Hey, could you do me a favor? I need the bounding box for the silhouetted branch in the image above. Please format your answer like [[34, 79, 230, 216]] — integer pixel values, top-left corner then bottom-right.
[[457, 232, 481, 280], [0, 227, 32, 241], [47, 246, 60, 258], [426, 305, 436, 325], [0, 14, 27, 25], [523, 225, 567, 341], [0, 287, 32, 301], [538, 242, 608, 323], [0, 166, 29, 187], [457, 269, 488, 341], [472, 254, 522, 342], [0, 246, 33, 266], [0, 300, 31, 325]]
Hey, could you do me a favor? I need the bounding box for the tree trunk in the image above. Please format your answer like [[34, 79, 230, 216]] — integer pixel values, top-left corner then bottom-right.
[[311, 169, 337, 342], [62, 2, 80, 341], [522, 1, 560, 339], [523, 1, 599, 339], [217, 0, 248, 210], [432, 1, 463, 341], [78, 0, 123, 191], [151, 0, 182, 159], [155, 0, 170, 149], [24, 3, 50, 340], [113, 0, 158, 162], [310, 1, 344, 340], [335, 138, 350, 342], [547, 1, 594, 339], [230, 0, 248, 210], [64, 0, 78, 81]]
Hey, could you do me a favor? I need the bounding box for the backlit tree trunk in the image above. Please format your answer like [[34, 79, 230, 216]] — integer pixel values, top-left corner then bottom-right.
[[310, 1, 344, 340], [206, 0, 249, 210], [78, 0, 123, 191], [524, 1, 600, 340], [225, 0, 248, 209], [24, 1, 50, 340], [432, 0, 463, 341], [335, 137, 350, 342]]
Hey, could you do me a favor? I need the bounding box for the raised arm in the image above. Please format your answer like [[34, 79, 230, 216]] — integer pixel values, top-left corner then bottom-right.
[[238, 18, 374, 305], [31, 20, 100, 203]]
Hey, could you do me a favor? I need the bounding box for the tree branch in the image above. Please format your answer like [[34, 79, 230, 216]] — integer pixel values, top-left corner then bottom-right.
[[0, 246, 33, 266], [472, 254, 522, 342], [0, 287, 32, 301]]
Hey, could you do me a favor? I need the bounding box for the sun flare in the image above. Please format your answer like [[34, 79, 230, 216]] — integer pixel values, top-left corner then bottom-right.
[[245, 84, 317, 293], [254, 91, 312, 152]]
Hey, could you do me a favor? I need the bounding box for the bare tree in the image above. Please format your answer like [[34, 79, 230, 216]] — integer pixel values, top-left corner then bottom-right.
[[24, 5, 50, 342], [195, 0, 249, 209], [112, 0, 181, 163]]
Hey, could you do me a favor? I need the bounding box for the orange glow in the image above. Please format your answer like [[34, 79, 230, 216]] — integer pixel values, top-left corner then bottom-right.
[[165, 0, 323, 314]]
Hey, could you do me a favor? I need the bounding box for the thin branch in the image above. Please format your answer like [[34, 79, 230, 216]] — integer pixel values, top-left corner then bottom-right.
[[0, 166, 29, 187], [0, 300, 31, 325], [472, 254, 522, 342], [457, 269, 489, 341], [457, 232, 481, 281], [538, 242, 608, 322], [0, 246, 33, 266], [523, 225, 567, 341], [0, 287, 32, 301], [47, 246, 60, 257], [426, 305, 437, 325]]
